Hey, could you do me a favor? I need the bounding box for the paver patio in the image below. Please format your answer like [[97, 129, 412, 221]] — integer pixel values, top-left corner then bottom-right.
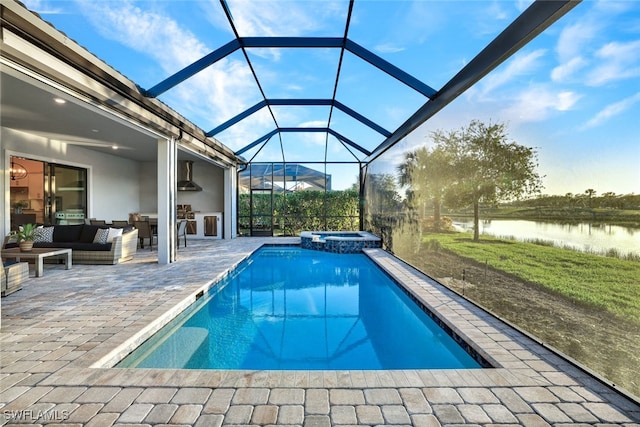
[[1, 237, 639, 426]]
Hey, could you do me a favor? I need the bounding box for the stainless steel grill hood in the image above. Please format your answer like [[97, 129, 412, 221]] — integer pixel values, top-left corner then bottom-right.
[[177, 161, 202, 191]]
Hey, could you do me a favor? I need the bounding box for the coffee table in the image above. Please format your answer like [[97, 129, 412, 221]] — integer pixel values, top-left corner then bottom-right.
[[1, 247, 72, 277]]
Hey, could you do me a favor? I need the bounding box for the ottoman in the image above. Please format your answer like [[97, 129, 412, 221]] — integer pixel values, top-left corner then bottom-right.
[[1, 261, 29, 296]]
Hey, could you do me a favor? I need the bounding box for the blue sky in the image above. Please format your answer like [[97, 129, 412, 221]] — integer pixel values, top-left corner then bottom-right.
[[23, 0, 640, 195]]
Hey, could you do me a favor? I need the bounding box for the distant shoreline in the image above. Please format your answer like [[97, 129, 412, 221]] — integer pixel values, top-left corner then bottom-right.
[[446, 206, 640, 228]]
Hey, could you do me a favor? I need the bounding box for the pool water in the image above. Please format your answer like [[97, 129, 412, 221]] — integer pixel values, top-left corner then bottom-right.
[[316, 232, 361, 238], [118, 246, 481, 370]]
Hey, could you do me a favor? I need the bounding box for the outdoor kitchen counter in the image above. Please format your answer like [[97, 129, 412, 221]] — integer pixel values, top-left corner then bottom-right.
[[140, 212, 223, 239], [190, 212, 222, 239]]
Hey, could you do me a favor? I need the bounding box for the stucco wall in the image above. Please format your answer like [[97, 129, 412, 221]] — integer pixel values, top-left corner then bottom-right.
[[138, 160, 225, 214]]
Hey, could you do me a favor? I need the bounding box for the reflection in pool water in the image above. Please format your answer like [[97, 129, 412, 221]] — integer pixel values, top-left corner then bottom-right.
[[118, 246, 482, 370]]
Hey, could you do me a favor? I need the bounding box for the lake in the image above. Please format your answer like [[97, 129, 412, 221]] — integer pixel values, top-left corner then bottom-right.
[[452, 219, 640, 257]]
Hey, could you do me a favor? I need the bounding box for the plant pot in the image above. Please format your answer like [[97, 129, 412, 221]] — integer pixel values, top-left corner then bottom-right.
[[19, 241, 34, 252]]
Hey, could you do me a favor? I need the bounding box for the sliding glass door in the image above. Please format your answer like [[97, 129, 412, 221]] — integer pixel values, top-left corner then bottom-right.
[[9, 155, 87, 229], [48, 164, 87, 225]]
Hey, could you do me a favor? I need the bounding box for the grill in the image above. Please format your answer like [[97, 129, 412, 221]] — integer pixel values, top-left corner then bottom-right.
[[55, 210, 85, 225]]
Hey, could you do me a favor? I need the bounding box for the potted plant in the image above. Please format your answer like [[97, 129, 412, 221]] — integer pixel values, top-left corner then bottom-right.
[[12, 200, 28, 214], [9, 223, 39, 252]]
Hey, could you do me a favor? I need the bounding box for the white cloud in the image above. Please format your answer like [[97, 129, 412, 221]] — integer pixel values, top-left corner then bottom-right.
[[203, 0, 345, 63], [222, 0, 345, 37], [375, 43, 406, 54], [469, 1, 518, 39], [500, 86, 581, 123], [298, 120, 327, 128], [295, 121, 328, 146], [486, 1, 510, 21], [74, 0, 263, 132], [583, 92, 640, 129], [555, 20, 598, 61], [285, 83, 304, 93], [515, 0, 532, 12], [21, 0, 64, 14], [473, 49, 547, 97], [552, 1, 640, 85], [551, 56, 588, 83], [556, 91, 581, 111], [215, 109, 275, 152], [586, 40, 640, 86], [553, 0, 634, 61], [76, 1, 204, 68]]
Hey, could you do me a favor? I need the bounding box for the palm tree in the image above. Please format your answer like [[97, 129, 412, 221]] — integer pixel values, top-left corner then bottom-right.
[[585, 188, 597, 208]]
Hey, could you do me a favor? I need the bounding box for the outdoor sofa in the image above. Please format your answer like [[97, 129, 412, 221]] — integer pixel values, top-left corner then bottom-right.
[[3, 224, 138, 265]]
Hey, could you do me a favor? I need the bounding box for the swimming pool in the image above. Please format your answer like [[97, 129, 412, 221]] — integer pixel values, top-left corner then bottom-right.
[[118, 246, 482, 370]]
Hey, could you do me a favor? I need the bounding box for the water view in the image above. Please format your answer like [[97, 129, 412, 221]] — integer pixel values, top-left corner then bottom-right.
[[453, 219, 640, 256]]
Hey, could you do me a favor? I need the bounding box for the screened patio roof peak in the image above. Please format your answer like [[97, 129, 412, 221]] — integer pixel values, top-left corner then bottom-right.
[[141, 34, 431, 159], [140, 0, 576, 166]]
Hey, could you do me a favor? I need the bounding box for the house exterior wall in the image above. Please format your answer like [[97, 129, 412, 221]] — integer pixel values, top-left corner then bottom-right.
[[1, 127, 140, 235], [176, 161, 225, 213], [138, 160, 225, 215]]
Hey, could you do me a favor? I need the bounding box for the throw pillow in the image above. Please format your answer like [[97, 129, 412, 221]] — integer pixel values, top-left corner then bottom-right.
[[33, 226, 54, 243], [53, 225, 83, 242], [79, 225, 103, 243], [106, 227, 123, 243], [93, 228, 109, 244]]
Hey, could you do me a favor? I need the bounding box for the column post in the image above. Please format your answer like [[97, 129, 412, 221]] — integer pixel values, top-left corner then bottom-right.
[[224, 165, 237, 239], [157, 137, 177, 263]]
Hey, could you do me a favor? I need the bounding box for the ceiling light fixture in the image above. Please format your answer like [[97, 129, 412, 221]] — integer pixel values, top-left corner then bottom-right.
[[54, 98, 66, 104], [10, 160, 28, 180]]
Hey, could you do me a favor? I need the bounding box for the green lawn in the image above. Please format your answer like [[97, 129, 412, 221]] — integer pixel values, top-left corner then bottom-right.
[[425, 232, 640, 323]]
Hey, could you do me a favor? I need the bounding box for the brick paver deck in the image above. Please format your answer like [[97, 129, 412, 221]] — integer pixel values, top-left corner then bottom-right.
[[1, 237, 639, 426]]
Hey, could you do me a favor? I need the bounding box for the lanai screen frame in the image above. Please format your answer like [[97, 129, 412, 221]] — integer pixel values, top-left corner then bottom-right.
[[139, 0, 580, 234], [237, 161, 362, 236]]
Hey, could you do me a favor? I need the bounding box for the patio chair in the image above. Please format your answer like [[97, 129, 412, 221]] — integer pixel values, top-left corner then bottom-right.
[[134, 220, 157, 250], [177, 219, 187, 248]]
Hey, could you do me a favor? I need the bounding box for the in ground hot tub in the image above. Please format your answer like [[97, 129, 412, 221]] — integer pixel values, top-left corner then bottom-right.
[[300, 231, 381, 253]]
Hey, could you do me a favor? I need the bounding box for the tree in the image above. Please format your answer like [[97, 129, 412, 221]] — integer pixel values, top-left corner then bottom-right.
[[397, 145, 454, 231], [365, 173, 402, 215], [600, 191, 617, 209], [363, 172, 412, 253], [584, 188, 597, 208], [438, 120, 543, 241]]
